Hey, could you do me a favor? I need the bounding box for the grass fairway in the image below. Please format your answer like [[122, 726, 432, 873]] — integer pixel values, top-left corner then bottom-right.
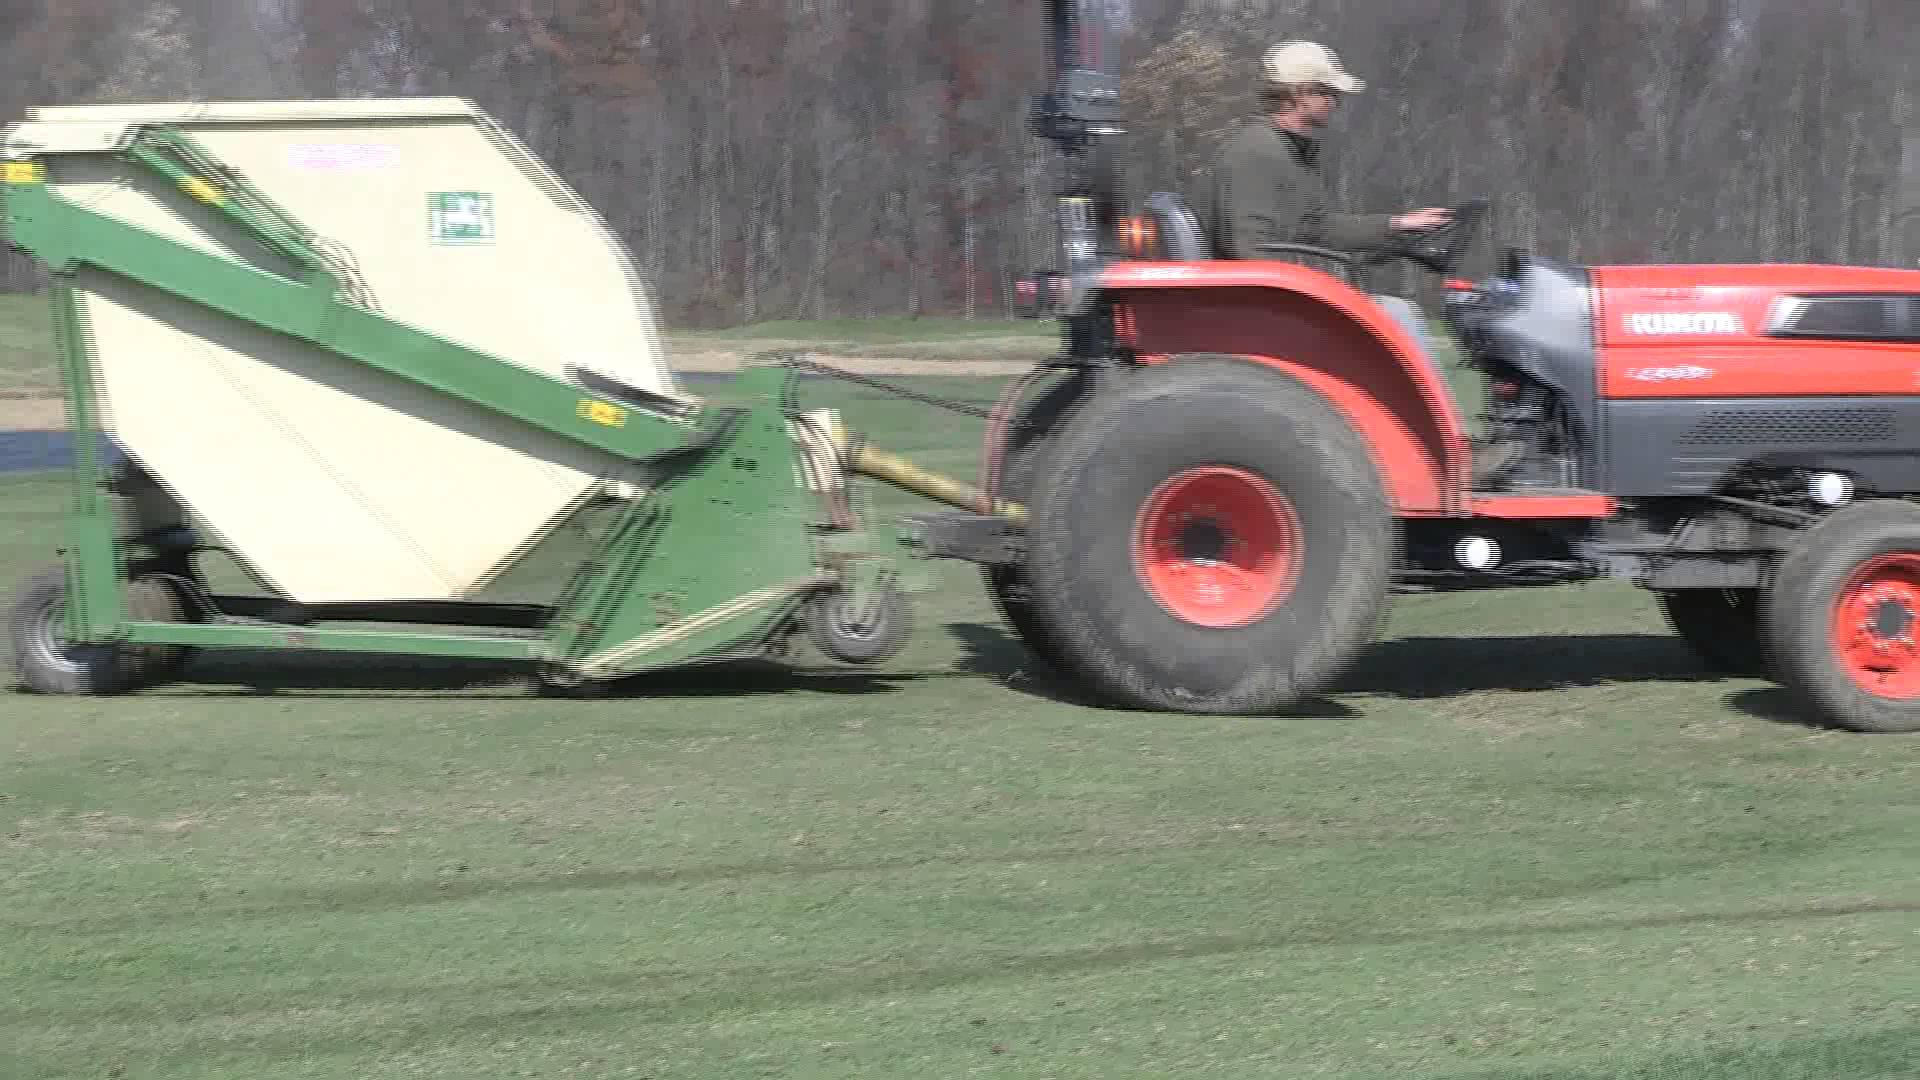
[[4, 377, 1920, 1079], [666, 316, 1056, 366], [671, 315, 1054, 344], [0, 291, 57, 394]]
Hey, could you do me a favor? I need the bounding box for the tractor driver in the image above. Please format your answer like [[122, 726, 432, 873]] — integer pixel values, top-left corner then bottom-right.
[[1209, 41, 1452, 263]]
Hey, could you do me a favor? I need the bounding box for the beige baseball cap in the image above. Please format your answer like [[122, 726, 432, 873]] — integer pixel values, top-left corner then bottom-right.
[[1261, 41, 1365, 93]]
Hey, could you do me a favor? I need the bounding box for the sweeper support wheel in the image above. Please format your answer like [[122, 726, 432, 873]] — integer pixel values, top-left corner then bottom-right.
[[8, 567, 194, 695], [1014, 354, 1395, 714]]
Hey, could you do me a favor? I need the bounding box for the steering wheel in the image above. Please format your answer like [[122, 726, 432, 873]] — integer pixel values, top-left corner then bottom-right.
[[1400, 197, 1489, 277], [1249, 196, 1489, 287]]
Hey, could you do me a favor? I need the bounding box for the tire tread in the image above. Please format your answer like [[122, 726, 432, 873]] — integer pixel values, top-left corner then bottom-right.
[[1763, 498, 1920, 733], [1020, 354, 1393, 714]]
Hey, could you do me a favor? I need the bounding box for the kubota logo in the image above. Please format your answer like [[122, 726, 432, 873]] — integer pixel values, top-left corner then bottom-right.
[[1625, 312, 1744, 335], [1626, 365, 1716, 383]]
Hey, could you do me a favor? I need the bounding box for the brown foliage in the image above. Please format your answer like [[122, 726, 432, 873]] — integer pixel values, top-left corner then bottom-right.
[[0, 0, 1915, 317]]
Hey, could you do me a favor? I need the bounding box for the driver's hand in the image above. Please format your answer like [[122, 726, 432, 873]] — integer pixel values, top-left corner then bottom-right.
[[1391, 208, 1454, 232]]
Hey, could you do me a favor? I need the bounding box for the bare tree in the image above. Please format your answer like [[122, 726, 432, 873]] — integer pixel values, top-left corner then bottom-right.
[[1, 0, 1915, 319]]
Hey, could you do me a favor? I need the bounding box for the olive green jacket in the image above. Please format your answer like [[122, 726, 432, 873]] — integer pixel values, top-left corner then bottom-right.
[[1207, 118, 1398, 261]]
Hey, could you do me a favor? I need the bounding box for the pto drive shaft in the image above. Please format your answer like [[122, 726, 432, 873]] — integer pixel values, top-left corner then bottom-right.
[[822, 415, 1026, 521]]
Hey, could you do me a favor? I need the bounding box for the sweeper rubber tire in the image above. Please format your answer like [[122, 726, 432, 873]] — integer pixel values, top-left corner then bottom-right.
[[9, 567, 132, 695], [806, 577, 913, 665], [982, 369, 1099, 673], [1763, 498, 1920, 733], [122, 573, 195, 685], [8, 568, 194, 695], [1020, 354, 1394, 714], [1656, 587, 1765, 676]]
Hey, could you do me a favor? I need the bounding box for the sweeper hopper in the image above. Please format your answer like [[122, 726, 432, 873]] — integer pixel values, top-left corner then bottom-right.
[[0, 98, 957, 694]]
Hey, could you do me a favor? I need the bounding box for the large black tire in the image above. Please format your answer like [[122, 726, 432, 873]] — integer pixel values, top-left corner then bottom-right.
[[1019, 354, 1395, 714], [1656, 587, 1765, 675], [9, 567, 132, 695], [1762, 499, 1920, 733], [982, 369, 1098, 673]]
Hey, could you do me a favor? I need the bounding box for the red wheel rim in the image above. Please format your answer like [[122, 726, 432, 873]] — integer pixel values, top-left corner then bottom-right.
[[1832, 553, 1920, 699], [1131, 466, 1302, 628]]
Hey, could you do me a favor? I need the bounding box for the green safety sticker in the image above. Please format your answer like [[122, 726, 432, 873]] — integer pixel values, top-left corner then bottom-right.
[[427, 192, 495, 246]]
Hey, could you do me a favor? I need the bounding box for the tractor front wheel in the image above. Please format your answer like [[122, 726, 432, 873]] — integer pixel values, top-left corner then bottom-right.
[[1656, 587, 1765, 676], [1764, 499, 1920, 732], [1019, 355, 1394, 714]]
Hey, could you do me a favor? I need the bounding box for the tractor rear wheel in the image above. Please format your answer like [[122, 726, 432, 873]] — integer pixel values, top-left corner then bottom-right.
[[982, 369, 1097, 673], [1656, 587, 1764, 675], [1019, 354, 1394, 714], [1763, 498, 1920, 732]]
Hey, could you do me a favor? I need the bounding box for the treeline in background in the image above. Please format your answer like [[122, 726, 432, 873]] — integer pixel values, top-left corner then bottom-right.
[[2, 0, 1917, 326]]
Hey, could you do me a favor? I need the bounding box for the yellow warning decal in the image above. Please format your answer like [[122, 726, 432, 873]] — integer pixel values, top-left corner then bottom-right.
[[180, 177, 226, 205], [3, 161, 46, 184], [578, 399, 627, 428]]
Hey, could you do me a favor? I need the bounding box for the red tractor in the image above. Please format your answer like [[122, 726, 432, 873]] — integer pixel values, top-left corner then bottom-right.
[[926, 2, 1920, 732]]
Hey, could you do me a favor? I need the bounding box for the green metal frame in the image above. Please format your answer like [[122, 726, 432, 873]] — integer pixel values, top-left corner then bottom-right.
[[2, 128, 913, 684], [49, 282, 126, 643], [122, 128, 345, 291]]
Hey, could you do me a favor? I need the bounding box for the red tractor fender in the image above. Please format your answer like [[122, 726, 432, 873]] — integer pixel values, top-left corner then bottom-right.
[[1098, 261, 1472, 516]]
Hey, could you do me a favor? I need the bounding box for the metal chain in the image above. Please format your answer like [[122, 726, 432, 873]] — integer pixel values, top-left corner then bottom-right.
[[768, 352, 1044, 428]]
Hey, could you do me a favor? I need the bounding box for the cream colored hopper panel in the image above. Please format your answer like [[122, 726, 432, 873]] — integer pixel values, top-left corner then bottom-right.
[[12, 99, 686, 603]]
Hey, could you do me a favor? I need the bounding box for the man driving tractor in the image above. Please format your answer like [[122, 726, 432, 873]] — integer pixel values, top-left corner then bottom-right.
[[1208, 41, 1452, 263], [1207, 41, 1525, 485]]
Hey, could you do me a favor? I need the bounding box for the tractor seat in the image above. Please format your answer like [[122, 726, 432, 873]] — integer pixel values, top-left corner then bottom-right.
[[1137, 192, 1451, 396]]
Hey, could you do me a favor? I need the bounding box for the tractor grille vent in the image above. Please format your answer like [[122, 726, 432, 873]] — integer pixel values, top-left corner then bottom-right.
[[1678, 407, 1897, 446]]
